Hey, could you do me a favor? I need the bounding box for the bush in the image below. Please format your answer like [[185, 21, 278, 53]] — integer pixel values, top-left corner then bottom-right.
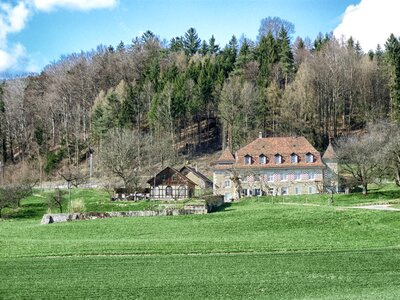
[[70, 199, 86, 213]]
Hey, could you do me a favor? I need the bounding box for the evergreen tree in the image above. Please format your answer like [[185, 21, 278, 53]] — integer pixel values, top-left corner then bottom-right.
[[256, 31, 278, 87], [183, 27, 201, 56], [116, 41, 125, 52], [208, 35, 220, 54], [277, 27, 294, 87], [170, 37, 184, 52], [200, 40, 209, 55], [236, 38, 253, 69], [385, 34, 400, 122]]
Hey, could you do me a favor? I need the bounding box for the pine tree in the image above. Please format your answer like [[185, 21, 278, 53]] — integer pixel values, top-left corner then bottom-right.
[[170, 37, 184, 52], [200, 40, 209, 55], [208, 35, 220, 54], [277, 27, 294, 87], [183, 28, 201, 56], [256, 31, 278, 87], [385, 34, 400, 122]]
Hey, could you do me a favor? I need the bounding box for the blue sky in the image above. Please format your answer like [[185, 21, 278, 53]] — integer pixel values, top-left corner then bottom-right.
[[1, 0, 399, 75]]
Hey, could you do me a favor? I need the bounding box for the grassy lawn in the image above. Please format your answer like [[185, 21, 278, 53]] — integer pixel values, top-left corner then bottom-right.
[[1, 185, 400, 298], [1, 186, 400, 298], [2, 188, 207, 220]]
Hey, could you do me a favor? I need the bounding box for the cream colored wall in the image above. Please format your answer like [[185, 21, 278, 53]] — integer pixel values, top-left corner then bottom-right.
[[185, 172, 206, 189], [323, 159, 339, 192], [213, 168, 324, 200]]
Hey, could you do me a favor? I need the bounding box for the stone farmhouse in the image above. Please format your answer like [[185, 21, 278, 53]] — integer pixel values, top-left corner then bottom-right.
[[213, 135, 338, 202]]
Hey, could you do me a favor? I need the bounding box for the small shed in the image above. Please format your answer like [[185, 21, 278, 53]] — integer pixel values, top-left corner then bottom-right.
[[147, 167, 196, 200]]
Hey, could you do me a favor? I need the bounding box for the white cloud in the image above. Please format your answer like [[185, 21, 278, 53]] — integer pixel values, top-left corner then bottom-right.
[[0, 2, 30, 72], [0, 43, 25, 72], [0, 0, 117, 74], [334, 0, 400, 51], [0, 1, 30, 45], [32, 0, 117, 11]]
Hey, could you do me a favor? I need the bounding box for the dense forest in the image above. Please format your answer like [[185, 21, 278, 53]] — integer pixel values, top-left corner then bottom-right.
[[0, 17, 399, 182]]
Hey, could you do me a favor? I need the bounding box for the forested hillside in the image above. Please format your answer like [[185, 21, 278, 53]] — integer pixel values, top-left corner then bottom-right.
[[0, 17, 399, 181]]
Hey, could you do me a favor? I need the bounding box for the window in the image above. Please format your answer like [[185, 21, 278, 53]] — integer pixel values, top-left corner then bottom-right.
[[290, 153, 298, 163], [295, 186, 301, 195], [259, 154, 267, 164], [274, 154, 282, 164], [308, 186, 316, 194], [268, 174, 274, 182], [306, 153, 314, 163], [165, 186, 173, 196], [244, 155, 252, 165], [224, 180, 231, 188], [295, 172, 301, 180], [281, 187, 288, 195], [281, 172, 288, 181], [254, 189, 261, 196], [309, 172, 315, 180], [172, 174, 178, 181], [242, 189, 248, 196]]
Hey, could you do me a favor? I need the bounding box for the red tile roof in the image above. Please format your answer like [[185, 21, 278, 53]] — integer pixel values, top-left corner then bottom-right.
[[322, 142, 337, 159], [214, 136, 325, 169], [216, 147, 235, 163]]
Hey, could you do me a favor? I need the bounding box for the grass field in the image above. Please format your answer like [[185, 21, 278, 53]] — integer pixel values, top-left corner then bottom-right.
[[1, 186, 400, 299]]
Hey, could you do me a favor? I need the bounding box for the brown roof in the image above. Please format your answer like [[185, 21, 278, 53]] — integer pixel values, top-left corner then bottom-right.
[[180, 166, 213, 185], [216, 148, 235, 162], [215, 136, 324, 169], [147, 167, 196, 186], [322, 142, 337, 159]]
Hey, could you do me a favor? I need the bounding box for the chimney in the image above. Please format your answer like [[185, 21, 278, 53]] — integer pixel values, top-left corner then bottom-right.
[[259, 131, 263, 138]]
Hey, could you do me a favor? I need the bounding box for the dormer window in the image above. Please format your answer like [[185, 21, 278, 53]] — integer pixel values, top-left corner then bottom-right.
[[259, 154, 267, 164], [244, 155, 252, 165], [274, 154, 282, 164], [306, 153, 314, 163], [290, 153, 298, 164]]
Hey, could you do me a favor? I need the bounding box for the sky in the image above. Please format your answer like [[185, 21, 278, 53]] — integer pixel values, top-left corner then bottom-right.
[[0, 0, 399, 76]]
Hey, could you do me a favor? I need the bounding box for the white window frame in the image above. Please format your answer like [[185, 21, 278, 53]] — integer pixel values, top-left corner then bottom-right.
[[281, 172, 288, 181], [290, 154, 298, 164], [268, 174, 274, 182], [259, 155, 267, 164], [308, 186, 316, 194], [244, 155, 252, 165], [274, 155, 282, 164], [224, 180, 231, 188], [295, 172, 301, 181], [309, 172, 315, 180], [306, 153, 314, 163], [295, 186, 301, 195]]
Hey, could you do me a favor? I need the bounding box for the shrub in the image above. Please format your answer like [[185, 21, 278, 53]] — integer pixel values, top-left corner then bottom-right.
[[70, 199, 86, 213]]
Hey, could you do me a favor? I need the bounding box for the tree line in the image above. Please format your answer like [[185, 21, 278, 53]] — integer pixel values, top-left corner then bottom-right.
[[0, 17, 399, 185]]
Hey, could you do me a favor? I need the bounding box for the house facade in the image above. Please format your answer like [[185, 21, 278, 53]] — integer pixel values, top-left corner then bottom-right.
[[148, 166, 213, 199], [213, 135, 338, 202], [147, 167, 196, 199]]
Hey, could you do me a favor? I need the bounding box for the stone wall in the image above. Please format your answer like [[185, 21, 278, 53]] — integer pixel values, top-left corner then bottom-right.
[[41, 206, 208, 225]]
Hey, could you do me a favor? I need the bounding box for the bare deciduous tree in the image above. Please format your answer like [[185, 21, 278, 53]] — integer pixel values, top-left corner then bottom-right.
[[98, 128, 151, 192], [337, 126, 387, 195]]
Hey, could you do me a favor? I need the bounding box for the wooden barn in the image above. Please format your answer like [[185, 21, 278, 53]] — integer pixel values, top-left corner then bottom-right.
[[147, 167, 196, 200]]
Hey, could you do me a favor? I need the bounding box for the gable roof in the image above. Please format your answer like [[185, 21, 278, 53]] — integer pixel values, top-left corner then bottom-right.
[[215, 136, 324, 169], [147, 167, 196, 186], [180, 166, 213, 185], [322, 142, 337, 159], [216, 147, 235, 163]]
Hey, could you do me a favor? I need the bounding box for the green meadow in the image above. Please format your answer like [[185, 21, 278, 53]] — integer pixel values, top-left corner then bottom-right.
[[1, 186, 400, 299]]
